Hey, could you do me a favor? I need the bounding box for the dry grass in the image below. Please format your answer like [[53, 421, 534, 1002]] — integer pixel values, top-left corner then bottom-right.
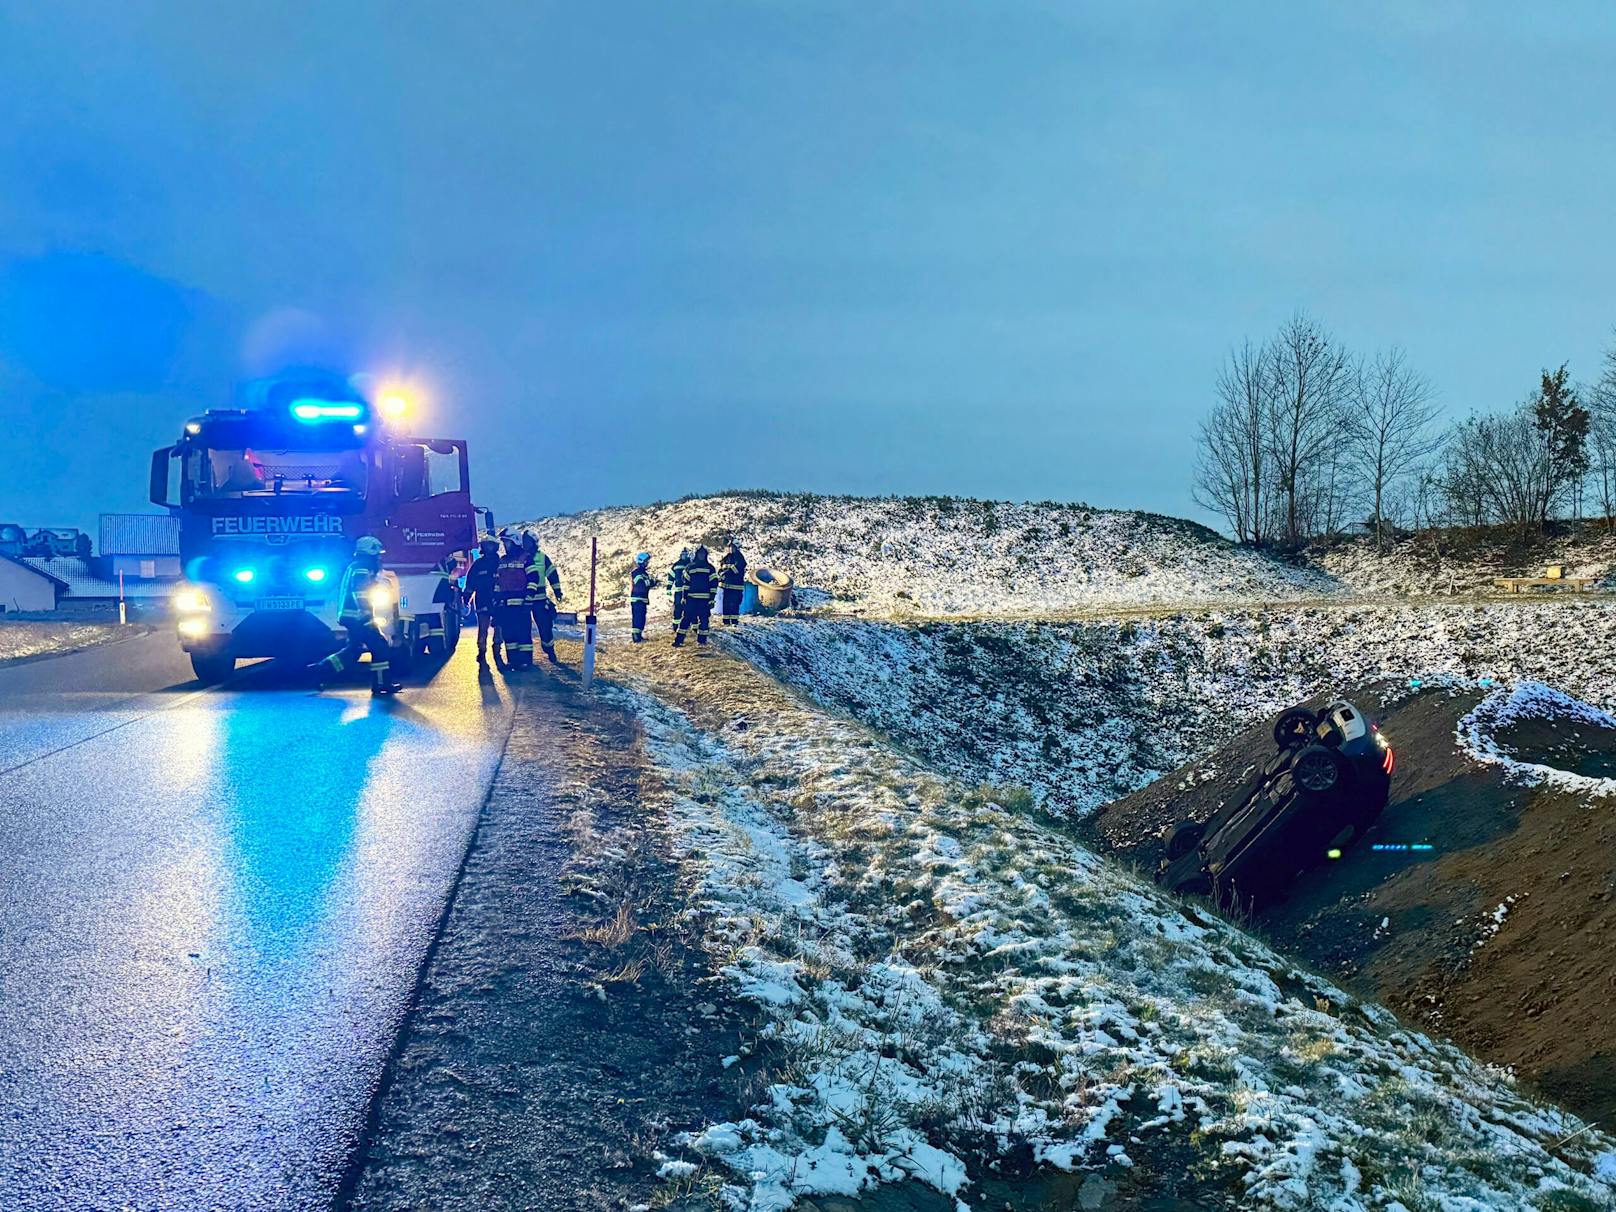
[[569, 901, 639, 948]]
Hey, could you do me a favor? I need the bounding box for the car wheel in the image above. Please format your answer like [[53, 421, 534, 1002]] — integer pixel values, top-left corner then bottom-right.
[[1165, 820, 1205, 859], [1293, 744, 1343, 793], [1273, 708, 1317, 749]]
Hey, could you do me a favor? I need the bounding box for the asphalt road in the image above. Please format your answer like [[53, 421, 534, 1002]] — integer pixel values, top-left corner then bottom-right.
[[0, 630, 518, 1210]]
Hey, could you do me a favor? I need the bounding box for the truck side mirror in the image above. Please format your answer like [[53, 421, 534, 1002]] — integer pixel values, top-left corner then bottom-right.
[[150, 448, 173, 505]]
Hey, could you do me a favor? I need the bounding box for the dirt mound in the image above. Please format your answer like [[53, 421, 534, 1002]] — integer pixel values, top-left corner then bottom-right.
[[1084, 682, 1616, 1124]]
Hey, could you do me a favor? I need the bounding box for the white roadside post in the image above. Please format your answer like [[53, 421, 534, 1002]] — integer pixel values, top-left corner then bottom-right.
[[118, 570, 127, 626], [582, 536, 598, 688]]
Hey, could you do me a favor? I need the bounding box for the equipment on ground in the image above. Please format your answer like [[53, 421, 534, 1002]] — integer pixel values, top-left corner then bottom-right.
[[151, 372, 490, 684], [747, 567, 793, 613], [1155, 699, 1396, 911]]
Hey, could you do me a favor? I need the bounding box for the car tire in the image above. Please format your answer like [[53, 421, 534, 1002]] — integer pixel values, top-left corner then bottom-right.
[[1292, 744, 1343, 793], [1273, 708, 1317, 749], [1165, 820, 1205, 859], [190, 651, 235, 685]]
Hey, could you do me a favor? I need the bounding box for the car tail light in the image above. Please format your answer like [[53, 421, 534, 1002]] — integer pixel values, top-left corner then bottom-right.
[[1382, 748, 1396, 774]]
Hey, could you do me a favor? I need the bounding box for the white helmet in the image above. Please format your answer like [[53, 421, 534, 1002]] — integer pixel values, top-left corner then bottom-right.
[[354, 535, 385, 558]]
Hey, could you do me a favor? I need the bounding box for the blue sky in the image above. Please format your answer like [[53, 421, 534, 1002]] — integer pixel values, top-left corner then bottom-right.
[[2, 2, 1614, 532]]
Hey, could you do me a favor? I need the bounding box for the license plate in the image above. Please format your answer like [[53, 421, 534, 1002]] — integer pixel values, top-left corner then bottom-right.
[[255, 597, 306, 611]]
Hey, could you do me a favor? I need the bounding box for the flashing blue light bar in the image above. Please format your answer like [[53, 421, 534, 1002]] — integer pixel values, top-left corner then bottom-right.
[[233, 568, 256, 584], [304, 567, 328, 583], [290, 399, 364, 422]]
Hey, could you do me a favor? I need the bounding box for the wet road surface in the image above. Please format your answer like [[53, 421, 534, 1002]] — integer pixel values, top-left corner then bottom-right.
[[0, 632, 518, 1210]]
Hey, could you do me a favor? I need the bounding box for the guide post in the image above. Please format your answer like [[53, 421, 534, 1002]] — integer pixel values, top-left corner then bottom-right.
[[582, 536, 598, 688]]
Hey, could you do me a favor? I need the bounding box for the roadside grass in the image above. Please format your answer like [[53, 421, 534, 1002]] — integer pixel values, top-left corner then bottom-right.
[[603, 644, 1616, 1211]]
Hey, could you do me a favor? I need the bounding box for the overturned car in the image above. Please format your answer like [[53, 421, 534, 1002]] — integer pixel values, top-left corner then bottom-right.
[[1155, 700, 1396, 910]]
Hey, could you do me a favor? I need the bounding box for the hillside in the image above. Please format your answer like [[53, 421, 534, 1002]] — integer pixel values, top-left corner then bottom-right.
[[521, 493, 1339, 619], [727, 599, 1616, 818], [1314, 529, 1616, 597]]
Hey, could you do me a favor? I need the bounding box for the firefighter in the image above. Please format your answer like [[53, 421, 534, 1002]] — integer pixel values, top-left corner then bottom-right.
[[673, 545, 715, 647], [629, 552, 652, 643], [494, 532, 534, 668], [311, 535, 403, 696], [422, 550, 460, 650], [522, 531, 564, 665], [667, 547, 691, 632], [465, 535, 502, 666], [718, 539, 747, 626]]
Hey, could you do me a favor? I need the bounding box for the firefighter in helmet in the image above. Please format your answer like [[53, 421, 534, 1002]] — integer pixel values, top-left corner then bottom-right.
[[673, 545, 716, 647], [629, 552, 652, 642], [494, 530, 534, 668], [667, 547, 691, 632], [311, 535, 403, 696], [465, 534, 503, 667], [522, 531, 564, 665], [718, 539, 747, 626]]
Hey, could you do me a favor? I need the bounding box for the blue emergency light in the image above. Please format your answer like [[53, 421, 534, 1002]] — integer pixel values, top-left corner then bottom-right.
[[304, 567, 328, 583], [233, 568, 256, 584], [290, 399, 364, 422]]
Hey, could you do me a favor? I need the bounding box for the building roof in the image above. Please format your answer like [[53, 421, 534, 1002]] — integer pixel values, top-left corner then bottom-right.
[[16, 556, 176, 599], [0, 552, 68, 589], [100, 513, 180, 556]]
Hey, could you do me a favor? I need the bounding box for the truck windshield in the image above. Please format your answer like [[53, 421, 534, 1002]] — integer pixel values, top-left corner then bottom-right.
[[189, 447, 368, 499]]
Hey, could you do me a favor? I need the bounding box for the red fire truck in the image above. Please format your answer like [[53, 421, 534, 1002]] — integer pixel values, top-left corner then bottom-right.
[[150, 373, 488, 684]]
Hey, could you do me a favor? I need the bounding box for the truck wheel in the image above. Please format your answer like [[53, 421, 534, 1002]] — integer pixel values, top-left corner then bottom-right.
[[1165, 820, 1205, 859], [1292, 744, 1343, 793], [1273, 708, 1316, 749], [190, 651, 235, 685]]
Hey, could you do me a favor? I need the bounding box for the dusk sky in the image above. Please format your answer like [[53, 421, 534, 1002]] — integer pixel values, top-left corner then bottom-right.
[[3, 2, 1615, 533]]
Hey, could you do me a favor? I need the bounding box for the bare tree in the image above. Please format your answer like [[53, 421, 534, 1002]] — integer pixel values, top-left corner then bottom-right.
[[1194, 341, 1273, 544], [1584, 333, 1616, 530], [1266, 312, 1354, 547], [1347, 347, 1442, 549]]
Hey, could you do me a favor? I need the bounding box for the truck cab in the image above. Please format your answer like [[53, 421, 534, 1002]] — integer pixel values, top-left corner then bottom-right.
[[152, 375, 483, 684]]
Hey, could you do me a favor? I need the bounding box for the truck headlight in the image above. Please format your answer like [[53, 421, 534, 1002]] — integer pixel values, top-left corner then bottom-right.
[[174, 588, 211, 613], [178, 616, 212, 638]]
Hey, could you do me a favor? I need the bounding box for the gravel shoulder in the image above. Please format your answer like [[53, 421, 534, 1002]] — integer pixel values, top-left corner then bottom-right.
[[345, 647, 749, 1212]]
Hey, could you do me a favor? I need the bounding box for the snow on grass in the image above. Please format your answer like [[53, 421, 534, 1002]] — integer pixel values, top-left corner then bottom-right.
[[1315, 532, 1616, 598], [0, 620, 129, 664], [1456, 681, 1616, 798], [728, 600, 1616, 817], [522, 493, 1338, 622], [602, 650, 1616, 1211]]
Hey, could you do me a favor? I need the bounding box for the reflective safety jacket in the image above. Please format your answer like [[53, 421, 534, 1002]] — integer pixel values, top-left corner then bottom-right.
[[432, 553, 461, 605], [495, 552, 530, 605], [682, 557, 716, 601], [718, 548, 747, 589], [630, 566, 653, 603], [465, 553, 499, 610], [667, 554, 690, 595], [526, 552, 563, 607], [336, 561, 383, 625]]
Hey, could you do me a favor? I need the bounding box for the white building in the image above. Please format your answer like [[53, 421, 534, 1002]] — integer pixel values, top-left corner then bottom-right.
[[0, 554, 67, 613]]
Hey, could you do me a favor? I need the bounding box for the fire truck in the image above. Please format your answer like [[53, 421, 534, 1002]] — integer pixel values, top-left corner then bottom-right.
[[150, 373, 488, 684]]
